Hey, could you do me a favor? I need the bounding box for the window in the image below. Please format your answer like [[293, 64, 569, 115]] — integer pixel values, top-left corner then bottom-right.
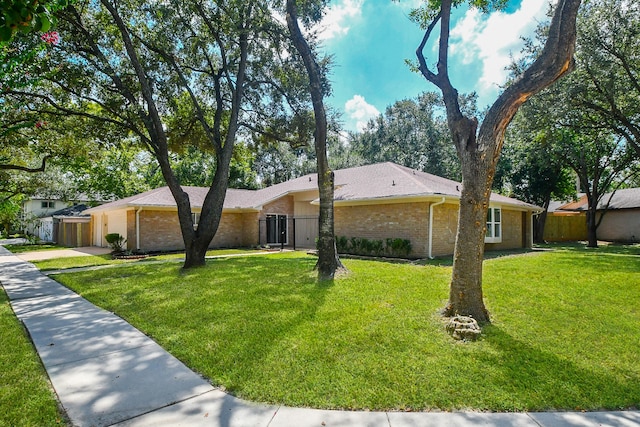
[[41, 201, 55, 209], [266, 214, 288, 245], [485, 207, 502, 243]]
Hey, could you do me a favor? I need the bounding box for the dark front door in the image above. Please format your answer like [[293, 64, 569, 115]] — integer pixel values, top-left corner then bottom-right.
[[266, 214, 287, 245]]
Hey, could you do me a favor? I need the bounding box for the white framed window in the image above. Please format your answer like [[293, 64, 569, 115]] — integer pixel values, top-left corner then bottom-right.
[[41, 201, 55, 209], [485, 206, 502, 243]]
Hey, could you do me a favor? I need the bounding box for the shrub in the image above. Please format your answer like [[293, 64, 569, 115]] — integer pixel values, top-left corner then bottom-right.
[[105, 233, 127, 253], [335, 236, 412, 258]]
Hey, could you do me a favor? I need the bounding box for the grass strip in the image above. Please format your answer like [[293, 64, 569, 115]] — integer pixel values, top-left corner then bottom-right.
[[0, 289, 67, 426]]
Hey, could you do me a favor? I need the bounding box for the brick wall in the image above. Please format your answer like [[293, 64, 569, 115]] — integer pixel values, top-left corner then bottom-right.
[[241, 212, 260, 247], [211, 213, 244, 247], [485, 209, 523, 251], [139, 210, 184, 251], [431, 203, 458, 257], [131, 201, 531, 254], [334, 202, 429, 258], [127, 210, 136, 250], [137, 209, 262, 251]]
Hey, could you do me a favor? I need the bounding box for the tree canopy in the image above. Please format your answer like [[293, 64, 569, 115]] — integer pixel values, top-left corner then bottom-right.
[[5, 0, 311, 267]]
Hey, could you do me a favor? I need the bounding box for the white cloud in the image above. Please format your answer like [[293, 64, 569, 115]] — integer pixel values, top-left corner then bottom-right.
[[450, 0, 551, 96], [345, 95, 380, 132], [317, 0, 363, 41]]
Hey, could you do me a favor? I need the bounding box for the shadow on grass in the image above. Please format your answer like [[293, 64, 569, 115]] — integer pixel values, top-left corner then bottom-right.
[[80, 255, 334, 401], [481, 325, 640, 411], [538, 241, 640, 256], [415, 248, 545, 267]]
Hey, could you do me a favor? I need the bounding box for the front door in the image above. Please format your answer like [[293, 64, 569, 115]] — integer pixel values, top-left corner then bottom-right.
[[266, 214, 287, 245]]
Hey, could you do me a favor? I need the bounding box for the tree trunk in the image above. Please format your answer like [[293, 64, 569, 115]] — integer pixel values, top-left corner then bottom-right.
[[316, 168, 342, 280], [586, 209, 598, 248], [286, 0, 344, 280], [534, 198, 552, 244], [534, 210, 548, 244], [442, 123, 491, 323]]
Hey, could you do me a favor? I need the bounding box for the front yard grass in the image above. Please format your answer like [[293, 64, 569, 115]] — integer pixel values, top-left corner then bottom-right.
[[0, 289, 67, 426], [31, 248, 261, 271], [46, 247, 640, 411], [4, 243, 64, 253]]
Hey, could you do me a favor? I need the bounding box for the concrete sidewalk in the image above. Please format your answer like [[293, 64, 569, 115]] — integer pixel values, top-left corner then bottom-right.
[[1, 245, 639, 427]]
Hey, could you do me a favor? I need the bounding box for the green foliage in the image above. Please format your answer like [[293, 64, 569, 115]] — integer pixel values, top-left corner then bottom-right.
[[0, 196, 23, 235], [409, 0, 509, 28], [52, 248, 640, 411], [0, 0, 70, 43], [336, 235, 412, 258], [348, 92, 461, 181], [569, 0, 640, 158], [105, 233, 126, 252]]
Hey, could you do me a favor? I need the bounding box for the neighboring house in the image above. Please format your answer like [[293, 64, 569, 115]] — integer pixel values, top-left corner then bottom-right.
[[22, 196, 71, 222], [22, 194, 100, 237], [37, 204, 91, 247], [85, 162, 543, 257], [552, 188, 640, 243]]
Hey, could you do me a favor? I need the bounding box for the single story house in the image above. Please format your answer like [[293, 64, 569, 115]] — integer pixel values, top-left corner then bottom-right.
[[85, 162, 543, 258], [552, 188, 640, 243]]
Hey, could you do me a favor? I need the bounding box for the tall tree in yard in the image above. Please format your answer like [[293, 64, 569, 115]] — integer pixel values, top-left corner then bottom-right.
[[557, 130, 636, 248], [413, 0, 581, 322], [501, 109, 576, 243], [8, 0, 304, 268], [286, 0, 343, 280]]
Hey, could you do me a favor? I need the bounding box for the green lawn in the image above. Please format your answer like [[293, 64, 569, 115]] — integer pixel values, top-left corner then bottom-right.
[[30, 248, 262, 271], [0, 289, 67, 427], [4, 243, 64, 253], [48, 245, 640, 412]]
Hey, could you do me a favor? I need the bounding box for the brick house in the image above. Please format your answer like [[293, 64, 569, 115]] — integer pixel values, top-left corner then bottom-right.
[[85, 162, 542, 257]]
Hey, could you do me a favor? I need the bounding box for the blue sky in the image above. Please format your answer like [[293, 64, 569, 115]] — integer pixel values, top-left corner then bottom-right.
[[315, 0, 553, 132]]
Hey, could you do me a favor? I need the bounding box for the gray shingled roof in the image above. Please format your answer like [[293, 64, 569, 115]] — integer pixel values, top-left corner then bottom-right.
[[49, 204, 90, 217], [86, 162, 542, 213], [563, 188, 640, 211]]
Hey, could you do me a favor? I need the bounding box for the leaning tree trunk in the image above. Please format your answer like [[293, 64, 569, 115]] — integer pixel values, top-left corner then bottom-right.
[[444, 160, 492, 321], [416, 0, 581, 324], [286, 0, 344, 280]]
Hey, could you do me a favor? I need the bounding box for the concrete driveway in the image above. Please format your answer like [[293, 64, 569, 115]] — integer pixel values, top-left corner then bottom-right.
[[14, 246, 112, 262]]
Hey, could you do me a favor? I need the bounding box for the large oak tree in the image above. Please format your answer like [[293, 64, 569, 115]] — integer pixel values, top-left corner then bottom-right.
[[413, 0, 581, 322], [8, 0, 306, 268]]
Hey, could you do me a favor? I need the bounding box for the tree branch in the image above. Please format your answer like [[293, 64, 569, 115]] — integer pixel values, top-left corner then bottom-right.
[[0, 155, 50, 172], [480, 0, 582, 151]]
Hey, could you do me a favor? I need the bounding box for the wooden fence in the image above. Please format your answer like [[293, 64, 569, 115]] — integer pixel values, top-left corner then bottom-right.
[[543, 213, 587, 242]]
